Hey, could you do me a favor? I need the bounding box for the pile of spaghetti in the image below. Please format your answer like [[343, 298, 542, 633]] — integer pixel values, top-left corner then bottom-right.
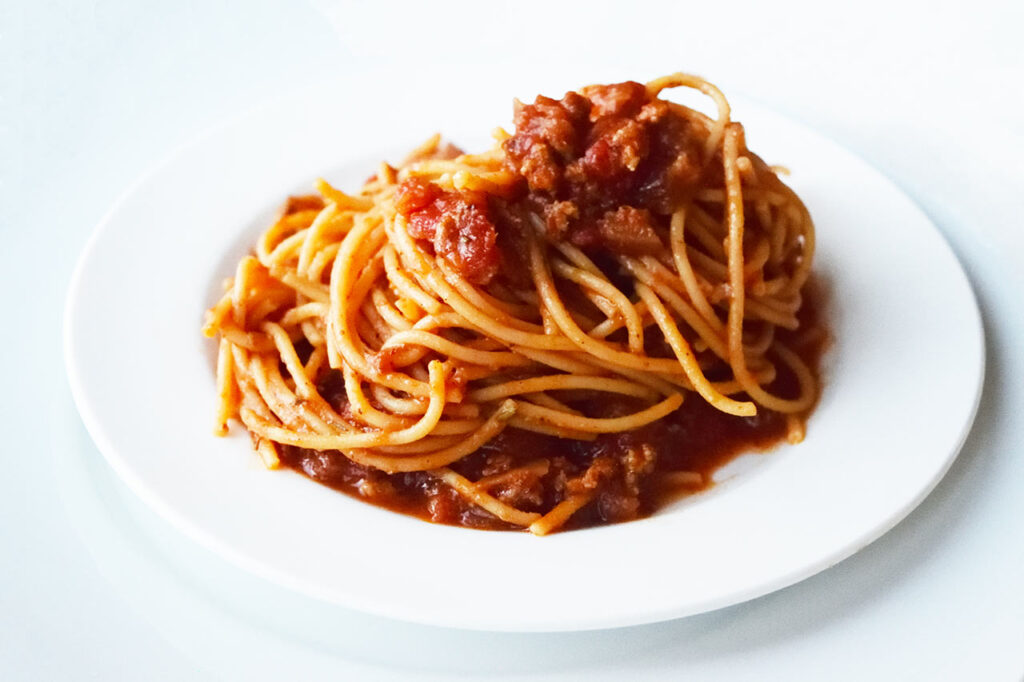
[[204, 73, 821, 535]]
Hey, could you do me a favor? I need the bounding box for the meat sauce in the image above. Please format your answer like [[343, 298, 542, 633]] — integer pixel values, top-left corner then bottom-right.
[[395, 179, 500, 284], [502, 80, 704, 254], [393, 80, 707, 284], [280, 396, 787, 531], [279, 280, 827, 532], [276, 82, 827, 532]]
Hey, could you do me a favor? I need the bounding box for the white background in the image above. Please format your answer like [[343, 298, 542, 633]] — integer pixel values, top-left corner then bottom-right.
[[3, 1, 1023, 679]]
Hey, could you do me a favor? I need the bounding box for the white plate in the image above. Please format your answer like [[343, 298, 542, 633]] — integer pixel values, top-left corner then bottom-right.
[[64, 72, 984, 632]]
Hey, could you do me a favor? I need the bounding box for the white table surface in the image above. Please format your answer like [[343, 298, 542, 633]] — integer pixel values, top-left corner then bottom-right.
[[3, 1, 1022, 679]]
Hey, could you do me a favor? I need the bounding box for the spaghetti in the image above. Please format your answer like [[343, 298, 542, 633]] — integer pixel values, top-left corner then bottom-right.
[[204, 73, 824, 534]]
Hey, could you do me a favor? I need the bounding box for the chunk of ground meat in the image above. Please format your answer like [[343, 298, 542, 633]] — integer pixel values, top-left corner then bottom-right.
[[593, 206, 663, 255], [500, 81, 706, 257], [394, 179, 500, 284]]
